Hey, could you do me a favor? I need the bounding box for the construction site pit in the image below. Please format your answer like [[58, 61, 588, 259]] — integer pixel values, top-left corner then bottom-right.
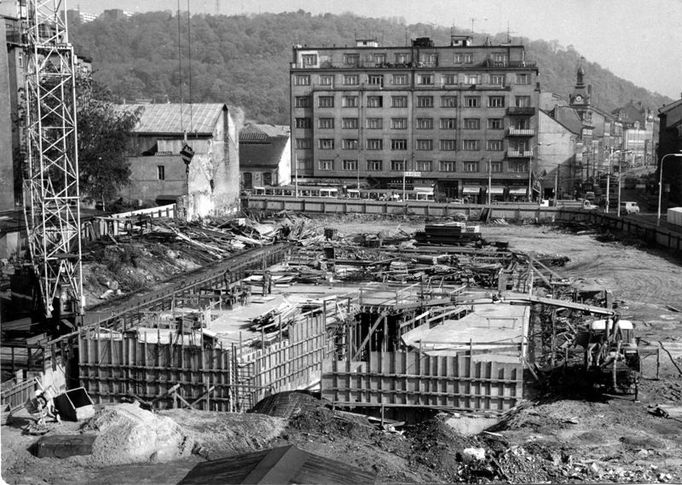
[[2, 214, 682, 484]]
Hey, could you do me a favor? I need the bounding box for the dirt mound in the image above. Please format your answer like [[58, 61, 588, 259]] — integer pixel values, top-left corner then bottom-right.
[[86, 403, 193, 465], [160, 409, 286, 460], [249, 391, 322, 418], [288, 406, 377, 441]]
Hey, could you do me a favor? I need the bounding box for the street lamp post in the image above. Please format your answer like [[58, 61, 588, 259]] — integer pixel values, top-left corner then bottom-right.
[[657, 152, 682, 226]]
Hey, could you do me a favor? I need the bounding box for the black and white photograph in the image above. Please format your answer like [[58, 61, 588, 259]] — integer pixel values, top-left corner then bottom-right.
[[1, 0, 681, 483]]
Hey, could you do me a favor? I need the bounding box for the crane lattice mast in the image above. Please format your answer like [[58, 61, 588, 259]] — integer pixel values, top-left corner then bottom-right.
[[22, 0, 83, 319]]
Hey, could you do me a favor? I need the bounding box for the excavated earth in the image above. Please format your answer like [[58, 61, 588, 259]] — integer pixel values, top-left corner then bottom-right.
[[2, 218, 682, 484]]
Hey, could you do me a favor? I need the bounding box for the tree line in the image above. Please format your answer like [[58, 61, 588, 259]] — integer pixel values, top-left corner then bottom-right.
[[68, 10, 672, 125]]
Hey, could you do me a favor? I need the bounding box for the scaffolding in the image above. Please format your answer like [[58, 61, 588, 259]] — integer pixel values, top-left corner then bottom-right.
[[22, 0, 83, 318]]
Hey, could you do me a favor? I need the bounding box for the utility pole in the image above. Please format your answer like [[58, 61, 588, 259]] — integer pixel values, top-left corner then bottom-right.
[[554, 168, 559, 206], [617, 152, 623, 217], [605, 147, 613, 213], [487, 158, 492, 205]]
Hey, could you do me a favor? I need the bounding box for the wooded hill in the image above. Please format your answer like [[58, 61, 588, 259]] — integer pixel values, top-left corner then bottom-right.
[[69, 10, 672, 125]]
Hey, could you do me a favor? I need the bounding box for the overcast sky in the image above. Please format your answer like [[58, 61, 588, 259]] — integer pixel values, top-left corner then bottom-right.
[[72, 0, 682, 100]]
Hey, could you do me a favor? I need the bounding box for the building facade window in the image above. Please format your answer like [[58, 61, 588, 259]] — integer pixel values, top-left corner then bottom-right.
[[493, 53, 508, 66], [374, 53, 386, 64], [343, 53, 359, 66], [301, 54, 317, 66], [368, 74, 384, 86], [509, 140, 529, 152], [462, 139, 480, 151], [515, 95, 532, 107], [464, 118, 480, 130], [394, 52, 409, 64], [509, 161, 529, 172], [342, 117, 358, 129], [417, 96, 434, 108], [391, 118, 408, 129], [454, 53, 473, 63], [295, 117, 312, 129], [367, 117, 383, 129], [416, 118, 433, 130], [416, 139, 433, 151], [157, 165, 165, 180], [464, 96, 480, 108], [490, 74, 505, 86], [440, 139, 457, 151], [441, 96, 457, 108], [342, 138, 359, 150], [419, 53, 438, 66], [416, 160, 432, 171], [487, 139, 504, 151], [391, 139, 407, 150], [318, 138, 335, 149], [440, 161, 456, 172], [442, 74, 457, 85], [392, 96, 408, 108], [318, 117, 334, 129], [343, 74, 359, 85], [464, 74, 479, 84], [296, 138, 312, 149], [294, 96, 311, 108], [297, 158, 312, 170], [319, 75, 334, 86], [488, 96, 505, 108], [318, 96, 334, 108], [417, 73, 434, 85], [516, 73, 531, 85], [294, 74, 310, 86], [463, 161, 479, 172], [367, 160, 383, 171], [491, 161, 503, 172], [440, 118, 457, 129], [366, 138, 383, 150], [342, 95, 358, 108], [392, 73, 408, 85], [488, 118, 504, 129], [367, 95, 383, 108], [342, 159, 358, 171], [319, 159, 334, 171], [391, 160, 405, 171]]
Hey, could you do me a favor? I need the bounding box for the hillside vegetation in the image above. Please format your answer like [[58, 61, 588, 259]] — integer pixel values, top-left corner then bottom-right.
[[69, 10, 672, 124]]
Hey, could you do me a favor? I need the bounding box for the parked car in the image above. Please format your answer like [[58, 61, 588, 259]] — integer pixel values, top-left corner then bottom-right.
[[621, 201, 640, 215]]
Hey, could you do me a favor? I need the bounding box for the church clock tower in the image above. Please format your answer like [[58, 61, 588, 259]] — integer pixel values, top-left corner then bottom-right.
[[569, 57, 591, 122]]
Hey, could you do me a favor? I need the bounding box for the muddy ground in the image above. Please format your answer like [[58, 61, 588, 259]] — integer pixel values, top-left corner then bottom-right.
[[2, 217, 681, 484]]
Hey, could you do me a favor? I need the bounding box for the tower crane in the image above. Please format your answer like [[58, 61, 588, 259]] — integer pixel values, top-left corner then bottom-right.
[[21, 0, 84, 328]]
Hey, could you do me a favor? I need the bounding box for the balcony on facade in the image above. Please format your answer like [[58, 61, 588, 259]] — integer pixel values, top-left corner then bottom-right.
[[507, 150, 533, 158], [507, 128, 535, 136], [506, 107, 535, 116]]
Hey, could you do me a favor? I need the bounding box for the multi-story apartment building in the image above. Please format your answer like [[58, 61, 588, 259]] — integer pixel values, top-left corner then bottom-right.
[[290, 36, 540, 201]]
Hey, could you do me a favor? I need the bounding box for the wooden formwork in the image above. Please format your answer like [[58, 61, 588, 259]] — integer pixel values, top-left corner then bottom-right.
[[234, 311, 335, 410], [78, 307, 339, 412], [322, 350, 523, 413], [78, 330, 234, 411]]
